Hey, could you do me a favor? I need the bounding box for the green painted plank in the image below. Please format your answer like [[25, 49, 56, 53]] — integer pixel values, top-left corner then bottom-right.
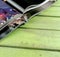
[[0, 28, 60, 50], [0, 47, 60, 57], [39, 7, 60, 16], [22, 16, 60, 30], [53, 0, 60, 6]]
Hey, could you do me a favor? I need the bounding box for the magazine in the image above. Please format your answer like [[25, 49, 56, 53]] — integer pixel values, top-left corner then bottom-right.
[[0, 0, 56, 38]]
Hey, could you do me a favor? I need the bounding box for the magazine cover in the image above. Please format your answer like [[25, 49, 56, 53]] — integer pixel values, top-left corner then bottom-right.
[[0, 0, 56, 39]]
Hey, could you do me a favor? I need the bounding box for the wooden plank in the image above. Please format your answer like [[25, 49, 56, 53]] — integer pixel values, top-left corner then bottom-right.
[[22, 16, 60, 30], [0, 47, 60, 57], [39, 7, 60, 16], [53, 0, 60, 6], [0, 28, 60, 50]]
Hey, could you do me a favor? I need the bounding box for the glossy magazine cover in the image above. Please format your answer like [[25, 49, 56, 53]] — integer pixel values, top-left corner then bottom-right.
[[0, 0, 26, 38], [0, 0, 56, 39]]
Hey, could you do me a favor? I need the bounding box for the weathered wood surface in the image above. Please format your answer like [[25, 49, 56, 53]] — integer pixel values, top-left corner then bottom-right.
[[0, 0, 60, 57]]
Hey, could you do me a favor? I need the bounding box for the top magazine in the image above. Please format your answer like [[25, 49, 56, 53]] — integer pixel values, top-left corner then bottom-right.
[[0, 0, 56, 38], [5, 0, 56, 13]]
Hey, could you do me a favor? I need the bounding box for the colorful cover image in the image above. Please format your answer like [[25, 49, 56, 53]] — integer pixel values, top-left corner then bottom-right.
[[0, 0, 26, 38]]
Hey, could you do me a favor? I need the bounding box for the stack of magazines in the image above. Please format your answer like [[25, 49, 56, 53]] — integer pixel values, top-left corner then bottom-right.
[[0, 0, 56, 38]]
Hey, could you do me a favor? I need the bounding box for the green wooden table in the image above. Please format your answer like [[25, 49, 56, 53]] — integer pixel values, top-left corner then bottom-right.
[[0, 0, 60, 57]]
